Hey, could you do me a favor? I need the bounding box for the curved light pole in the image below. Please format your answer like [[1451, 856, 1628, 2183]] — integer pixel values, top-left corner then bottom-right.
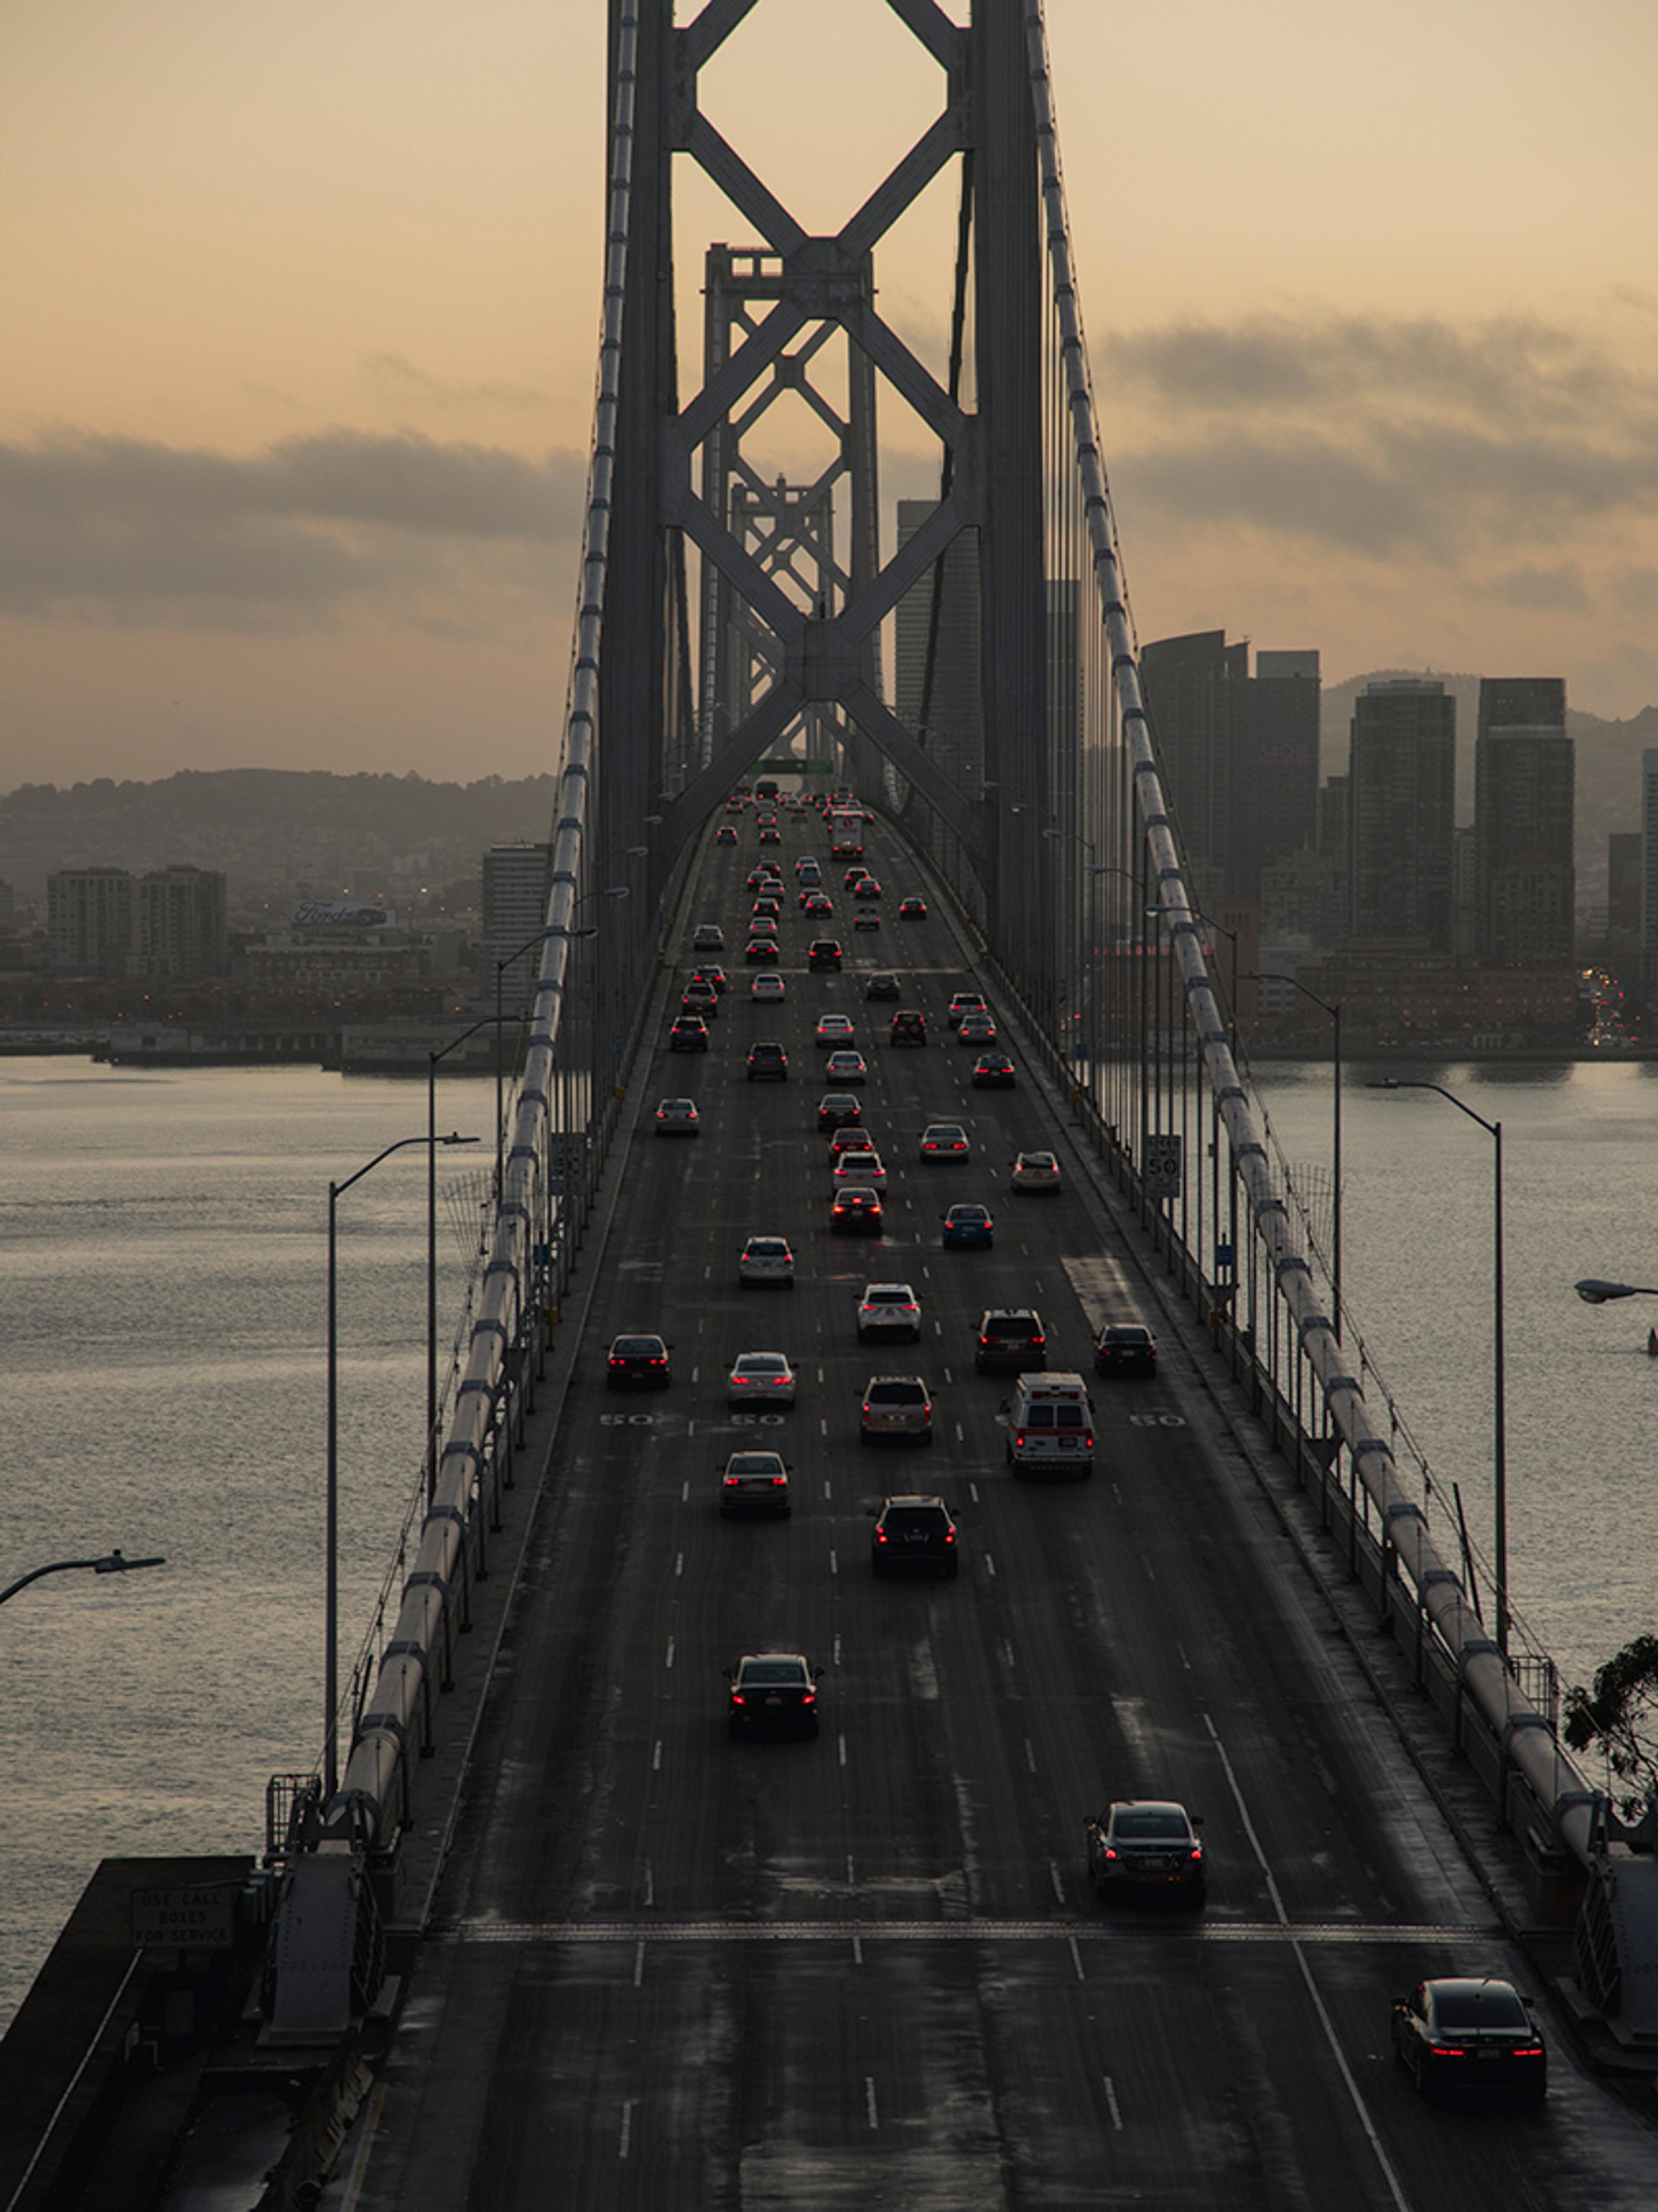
[[1370, 1077, 1507, 1655], [1, 1550, 166, 1606], [328, 1129, 478, 1797], [1244, 973, 1343, 1342], [494, 887, 631, 1205]]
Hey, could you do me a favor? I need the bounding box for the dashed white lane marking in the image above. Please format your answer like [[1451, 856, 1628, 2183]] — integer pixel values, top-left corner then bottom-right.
[[664, 1638, 675, 1670], [838, 1733, 848, 1768], [864, 2077, 879, 2130], [1024, 1738, 1037, 1775], [652, 1740, 661, 1772], [633, 1941, 645, 1987], [1049, 1860, 1066, 1905], [1069, 1936, 1086, 1982], [619, 2099, 635, 2159], [1102, 2076, 1123, 2130], [642, 1863, 653, 1908]]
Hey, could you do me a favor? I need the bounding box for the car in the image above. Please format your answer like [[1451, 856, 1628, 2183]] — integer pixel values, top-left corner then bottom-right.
[[843, 868, 870, 892], [690, 964, 727, 993], [860, 1374, 933, 1444], [857, 1283, 922, 1342], [727, 1350, 797, 1407], [808, 938, 843, 971], [831, 1186, 883, 1235], [794, 857, 820, 881], [1085, 1801, 1206, 1907], [864, 972, 901, 1001], [1390, 1978, 1546, 2106], [829, 1123, 874, 1156], [747, 865, 780, 891], [750, 897, 782, 920], [693, 923, 725, 951], [747, 917, 778, 939], [606, 1332, 672, 1388], [824, 1049, 868, 1085], [725, 1651, 822, 1739], [815, 1014, 856, 1049], [957, 1011, 997, 1046], [681, 982, 719, 1019], [870, 1493, 958, 1576], [738, 1235, 796, 1288], [744, 938, 780, 964], [941, 1202, 994, 1249], [758, 825, 780, 844], [971, 1052, 1016, 1089], [852, 878, 882, 903], [947, 992, 987, 1028], [919, 1122, 970, 1160], [1010, 1149, 1062, 1193], [832, 1149, 887, 1190], [889, 1008, 927, 1045], [816, 1092, 863, 1132], [718, 1449, 791, 1518], [654, 1096, 699, 1137], [853, 910, 882, 932], [1095, 1323, 1157, 1378], [747, 1040, 788, 1081], [668, 1016, 709, 1052], [898, 897, 928, 920], [750, 972, 786, 1002], [801, 891, 833, 916], [975, 1307, 1047, 1373], [715, 824, 738, 846]]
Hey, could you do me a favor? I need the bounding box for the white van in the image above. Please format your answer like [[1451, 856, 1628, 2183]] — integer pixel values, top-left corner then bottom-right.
[[1006, 1372, 1095, 1480]]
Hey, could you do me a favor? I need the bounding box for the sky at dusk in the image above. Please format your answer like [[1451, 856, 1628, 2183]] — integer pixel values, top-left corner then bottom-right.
[[4, 0, 1657, 793]]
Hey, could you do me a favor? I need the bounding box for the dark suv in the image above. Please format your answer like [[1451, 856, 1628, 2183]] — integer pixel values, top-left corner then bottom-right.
[[870, 1494, 959, 1578], [975, 1307, 1047, 1374], [889, 1008, 927, 1045], [808, 938, 843, 971], [747, 1040, 788, 1081]]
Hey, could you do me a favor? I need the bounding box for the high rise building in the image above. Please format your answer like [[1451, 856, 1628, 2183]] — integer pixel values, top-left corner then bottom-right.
[[1139, 632, 1319, 906], [1474, 678, 1573, 965], [137, 866, 228, 982], [894, 500, 984, 893], [482, 843, 554, 985], [47, 867, 134, 976], [1640, 751, 1658, 958], [1347, 681, 1456, 950]]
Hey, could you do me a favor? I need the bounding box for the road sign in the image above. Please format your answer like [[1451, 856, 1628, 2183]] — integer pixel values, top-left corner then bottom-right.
[[1144, 1133, 1183, 1198]]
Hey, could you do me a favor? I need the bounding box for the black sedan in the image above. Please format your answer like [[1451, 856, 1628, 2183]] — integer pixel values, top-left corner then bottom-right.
[[971, 1052, 1016, 1089], [1391, 1978, 1546, 2105], [816, 1092, 863, 1133], [1095, 1324, 1157, 1379], [606, 1332, 672, 1389], [1085, 1800, 1205, 1907], [725, 1651, 822, 1739]]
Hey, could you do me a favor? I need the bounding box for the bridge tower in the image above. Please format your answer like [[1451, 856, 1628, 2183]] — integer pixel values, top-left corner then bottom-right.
[[601, 0, 1055, 988]]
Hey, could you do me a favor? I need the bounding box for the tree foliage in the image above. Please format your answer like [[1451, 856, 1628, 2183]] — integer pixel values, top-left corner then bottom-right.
[[1563, 1634, 1658, 1825]]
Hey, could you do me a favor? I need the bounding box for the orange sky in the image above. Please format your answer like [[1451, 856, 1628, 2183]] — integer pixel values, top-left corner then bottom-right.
[[3, 0, 1656, 789]]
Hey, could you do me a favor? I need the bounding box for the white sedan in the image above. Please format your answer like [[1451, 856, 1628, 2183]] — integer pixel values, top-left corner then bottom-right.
[[857, 1282, 922, 1341], [727, 1351, 798, 1407], [832, 1149, 887, 1191], [750, 973, 786, 1002], [1010, 1148, 1063, 1193], [815, 1014, 857, 1049], [738, 1235, 796, 1287]]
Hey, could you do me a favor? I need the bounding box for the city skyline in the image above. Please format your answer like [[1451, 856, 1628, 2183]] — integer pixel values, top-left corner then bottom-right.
[[4, 0, 1657, 794]]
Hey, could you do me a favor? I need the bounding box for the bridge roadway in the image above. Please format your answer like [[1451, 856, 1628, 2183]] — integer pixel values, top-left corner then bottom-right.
[[333, 814, 1654, 2210]]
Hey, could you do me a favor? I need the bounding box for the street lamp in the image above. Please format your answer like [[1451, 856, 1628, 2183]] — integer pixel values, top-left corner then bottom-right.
[[328, 1130, 478, 1797], [1043, 826, 1099, 1100], [1, 1550, 166, 1607], [1370, 1077, 1508, 1654], [1575, 1278, 1658, 1304], [1243, 973, 1343, 1341]]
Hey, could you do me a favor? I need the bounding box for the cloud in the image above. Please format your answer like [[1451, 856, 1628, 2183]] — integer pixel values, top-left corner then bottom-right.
[[0, 429, 588, 633], [1103, 310, 1658, 568], [1490, 563, 1589, 613]]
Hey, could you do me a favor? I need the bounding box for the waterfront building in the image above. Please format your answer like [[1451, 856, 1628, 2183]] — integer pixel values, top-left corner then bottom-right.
[[482, 843, 554, 982], [1347, 681, 1456, 951], [1640, 751, 1658, 963], [47, 866, 134, 977], [137, 865, 228, 982], [1474, 678, 1573, 966]]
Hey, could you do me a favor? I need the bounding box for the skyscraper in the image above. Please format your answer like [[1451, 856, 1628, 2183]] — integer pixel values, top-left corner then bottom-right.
[[1233, 649, 1320, 905], [482, 843, 554, 984], [1640, 750, 1658, 959], [48, 866, 134, 977], [1474, 678, 1573, 966], [1139, 631, 1244, 906], [1347, 681, 1456, 950], [138, 865, 228, 982]]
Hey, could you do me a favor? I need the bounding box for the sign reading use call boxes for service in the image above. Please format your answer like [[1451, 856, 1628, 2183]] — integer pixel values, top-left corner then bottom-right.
[[131, 1885, 237, 1950]]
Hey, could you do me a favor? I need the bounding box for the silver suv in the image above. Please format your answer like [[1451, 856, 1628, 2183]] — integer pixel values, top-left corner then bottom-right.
[[860, 1374, 933, 1444]]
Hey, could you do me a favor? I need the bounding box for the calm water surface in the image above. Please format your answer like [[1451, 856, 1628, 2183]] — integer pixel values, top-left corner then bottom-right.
[[0, 1060, 496, 2033]]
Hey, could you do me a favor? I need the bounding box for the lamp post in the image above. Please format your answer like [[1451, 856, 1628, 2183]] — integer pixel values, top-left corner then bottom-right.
[[1576, 1278, 1658, 1352], [328, 1130, 478, 1797], [1, 1550, 166, 1606], [428, 1014, 529, 1498], [1042, 826, 1098, 1101], [1370, 1078, 1507, 1654], [1243, 973, 1343, 1341], [494, 887, 631, 1205]]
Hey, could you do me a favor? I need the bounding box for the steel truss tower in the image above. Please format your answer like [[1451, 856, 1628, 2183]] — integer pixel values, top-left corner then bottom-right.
[[603, 0, 1052, 973]]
